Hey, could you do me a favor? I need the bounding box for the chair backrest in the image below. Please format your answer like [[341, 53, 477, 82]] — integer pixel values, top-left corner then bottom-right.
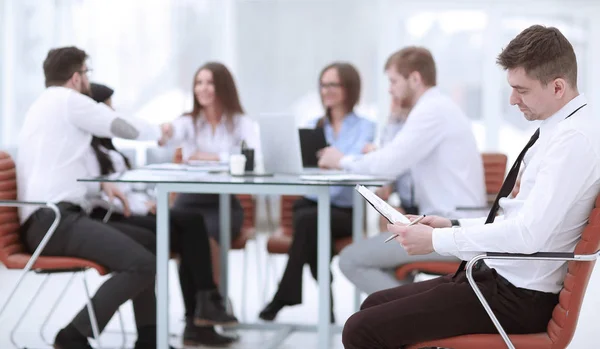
[[0, 151, 25, 264], [238, 194, 256, 230], [482, 153, 507, 195], [547, 194, 600, 348]]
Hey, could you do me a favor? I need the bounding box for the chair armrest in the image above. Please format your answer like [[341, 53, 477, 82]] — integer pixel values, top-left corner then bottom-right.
[[464, 250, 599, 349], [102, 202, 114, 223], [0, 200, 61, 272], [484, 251, 597, 261], [0, 200, 53, 207]]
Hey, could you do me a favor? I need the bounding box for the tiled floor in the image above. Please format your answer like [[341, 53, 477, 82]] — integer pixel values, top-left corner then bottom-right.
[[1, 233, 599, 348]]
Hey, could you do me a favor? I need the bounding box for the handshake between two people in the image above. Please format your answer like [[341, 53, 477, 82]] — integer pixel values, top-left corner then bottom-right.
[[387, 215, 454, 256]]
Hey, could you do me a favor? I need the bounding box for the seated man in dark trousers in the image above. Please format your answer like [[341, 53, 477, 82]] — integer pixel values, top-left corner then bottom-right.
[[17, 46, 171, 349], [342, 25, 600, 349]]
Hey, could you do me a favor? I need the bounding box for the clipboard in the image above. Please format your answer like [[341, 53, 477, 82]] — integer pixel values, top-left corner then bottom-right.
[[299, 128, 328, 167], [355, 184, 410, 224]]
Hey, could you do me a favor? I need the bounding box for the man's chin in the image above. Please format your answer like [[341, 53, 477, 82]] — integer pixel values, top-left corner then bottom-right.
[[400, 98, 413, 109]]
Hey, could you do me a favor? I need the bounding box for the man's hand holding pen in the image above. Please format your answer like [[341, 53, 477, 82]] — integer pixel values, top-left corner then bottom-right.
[[386, 214, 452, 255]]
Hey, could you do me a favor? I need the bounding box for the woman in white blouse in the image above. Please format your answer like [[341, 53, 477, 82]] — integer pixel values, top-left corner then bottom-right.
[[162, 62, 261, 249]]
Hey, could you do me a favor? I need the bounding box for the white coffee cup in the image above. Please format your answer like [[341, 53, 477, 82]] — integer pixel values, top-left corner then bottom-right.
[[229, 154, 247, 175]]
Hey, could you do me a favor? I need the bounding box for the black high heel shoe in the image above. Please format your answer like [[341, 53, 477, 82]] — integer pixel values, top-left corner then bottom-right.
[[258, 299, 287, 321]]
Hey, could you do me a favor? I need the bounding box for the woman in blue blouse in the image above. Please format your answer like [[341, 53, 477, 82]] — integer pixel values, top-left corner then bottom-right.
[[259, 62, 376, 322]]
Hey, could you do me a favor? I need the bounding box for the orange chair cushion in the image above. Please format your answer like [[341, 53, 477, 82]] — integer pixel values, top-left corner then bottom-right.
[[4, 253, 109, 275]]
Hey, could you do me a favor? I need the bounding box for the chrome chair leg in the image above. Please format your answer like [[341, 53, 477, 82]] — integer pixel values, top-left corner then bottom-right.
[[116, 308, 127, 348], [241, 245, 248, 322], [10, 273, 50, 348], [82, 271, 102, 348], [40, 272, 78, 345], [253, 236, 264, 302]]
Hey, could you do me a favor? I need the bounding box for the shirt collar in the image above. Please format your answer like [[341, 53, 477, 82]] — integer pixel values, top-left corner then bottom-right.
[[411, 86, 439, 110], [540, 94, 587, 134], [322, 111, 358, 127], [196, 112, 228, 128]]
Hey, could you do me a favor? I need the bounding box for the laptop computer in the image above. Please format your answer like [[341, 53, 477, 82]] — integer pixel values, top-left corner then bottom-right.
[[257, 113, 344, 175]]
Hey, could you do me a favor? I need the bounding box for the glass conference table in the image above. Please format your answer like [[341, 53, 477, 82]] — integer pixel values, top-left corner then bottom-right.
[[80, 168, 387, 349]]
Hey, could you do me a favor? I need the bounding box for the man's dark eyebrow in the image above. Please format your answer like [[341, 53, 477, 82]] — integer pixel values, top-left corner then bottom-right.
[[511, 84, 528, 90]]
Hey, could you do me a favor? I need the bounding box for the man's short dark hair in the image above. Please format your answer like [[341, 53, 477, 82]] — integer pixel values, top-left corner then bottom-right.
[[43, 47, 88, 87], [497, 25, 577, 87]]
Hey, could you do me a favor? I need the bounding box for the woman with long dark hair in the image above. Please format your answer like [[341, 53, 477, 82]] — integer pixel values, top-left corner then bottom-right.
[[161, 62, 262, 278]]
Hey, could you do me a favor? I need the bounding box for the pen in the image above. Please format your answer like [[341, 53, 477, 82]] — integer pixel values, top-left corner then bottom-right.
[[384, 215, 427, 243]]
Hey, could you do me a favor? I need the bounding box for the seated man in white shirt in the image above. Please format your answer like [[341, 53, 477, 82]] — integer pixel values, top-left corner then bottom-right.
[[342, 25, 600, 349], [17, 46, 171, 349], [320, 47, 486, 294]]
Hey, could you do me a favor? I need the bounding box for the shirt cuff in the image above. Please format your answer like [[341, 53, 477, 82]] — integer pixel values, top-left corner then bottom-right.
[[457, 216, 487, 227], [432, 227, 459, 256], [339, 155, 356, 170]]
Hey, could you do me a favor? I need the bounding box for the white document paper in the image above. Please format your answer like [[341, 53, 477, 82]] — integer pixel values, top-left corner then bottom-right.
[[143, 162, 228, 172], [355, 184, 410, 224]]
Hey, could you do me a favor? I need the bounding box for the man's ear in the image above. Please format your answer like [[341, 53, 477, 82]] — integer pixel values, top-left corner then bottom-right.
[[553, 78, 567, 99], [409, 71, 422, 87]]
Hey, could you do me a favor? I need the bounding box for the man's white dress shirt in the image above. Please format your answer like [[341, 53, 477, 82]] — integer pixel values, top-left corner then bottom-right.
[[434, 95, 600, 293], [17, 87, 160, 222], [341, 87, 486, 218]]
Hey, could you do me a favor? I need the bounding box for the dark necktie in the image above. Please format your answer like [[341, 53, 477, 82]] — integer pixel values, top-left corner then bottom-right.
[[454, 103, 587, 276]]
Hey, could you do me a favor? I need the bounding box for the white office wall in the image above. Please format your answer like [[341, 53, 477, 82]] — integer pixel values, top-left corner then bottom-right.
[[1, 0, 598, 163]]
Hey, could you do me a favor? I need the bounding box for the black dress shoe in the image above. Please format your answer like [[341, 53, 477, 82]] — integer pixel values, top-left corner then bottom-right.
[[258, 299, 287, 321], [53, 324, 92, 349], [194, 289, 239, 326], [183, 320, 236, 347], [134, 325, 176, 349]]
